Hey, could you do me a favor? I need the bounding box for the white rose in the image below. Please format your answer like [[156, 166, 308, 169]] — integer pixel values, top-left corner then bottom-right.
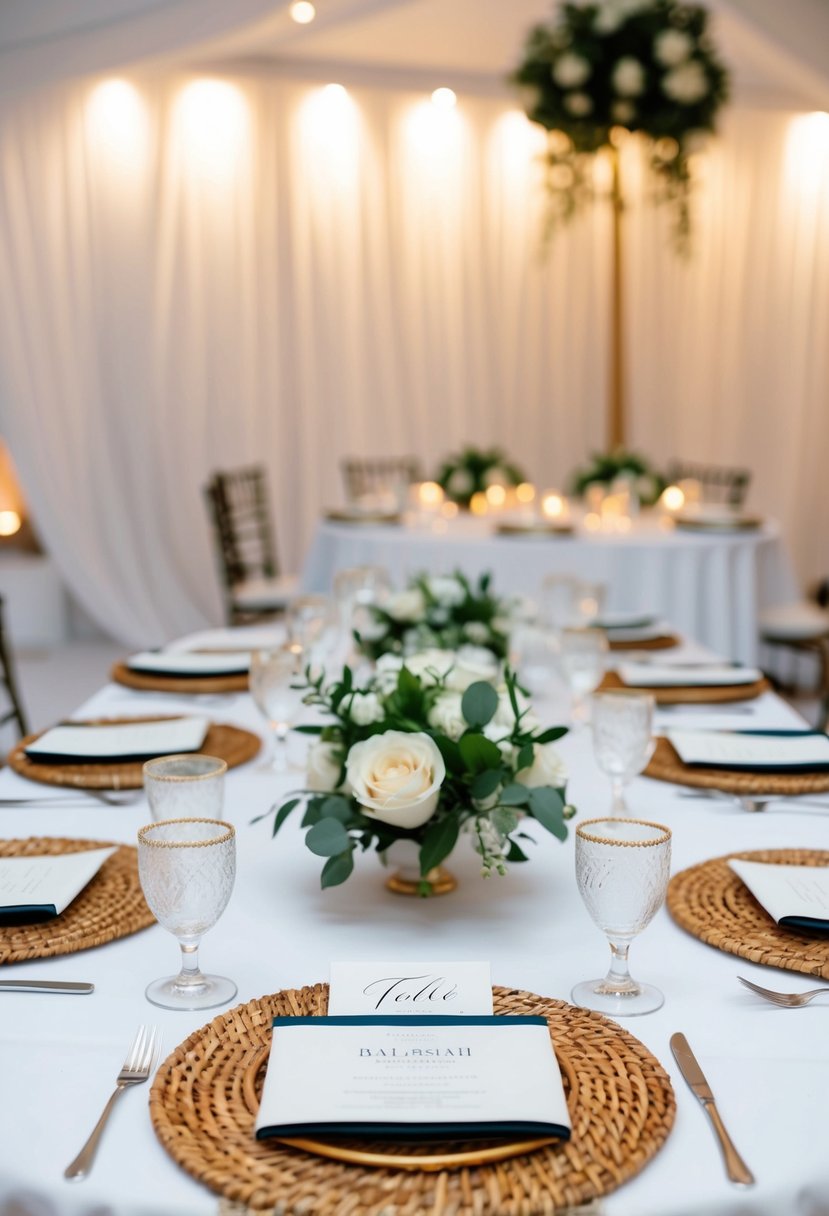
[[662, 60, 708, 104], [447, 644, 500, 691], [612, 100, 636, 124], [448, 468, 473, 497], [307, 740, 348, 793], [427, 576, 465, 607], [428, 690, 466, 741], [654, 28, 693, 67], [564, 92, 593, 117], [386, 588, 426, 622], [552, 52, 591, 89], [613, 57, 646, 97], [348, 691, 385, 725], [463, 621, 490, 645], [346, 731, 446, 830], [402, 648, 456, 685], [515, 742, 568, 789]]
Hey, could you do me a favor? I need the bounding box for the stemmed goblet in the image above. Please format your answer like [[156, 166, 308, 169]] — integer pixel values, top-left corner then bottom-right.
[[572, 817, 671, 1016], [590, 690, 655, 814], [249, 644, 305, 772], [558, 627, 608, 723], [137, 817, 236, 1010]]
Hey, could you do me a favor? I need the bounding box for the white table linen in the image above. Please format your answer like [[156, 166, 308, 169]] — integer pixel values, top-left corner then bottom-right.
[[0, 645, 828, 1216], [301, 514, 798, 665]]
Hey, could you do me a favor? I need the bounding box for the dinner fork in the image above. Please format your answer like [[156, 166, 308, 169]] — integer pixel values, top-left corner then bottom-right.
[[64, 1024, 160, 1181], [738, 976, 829, 1008]]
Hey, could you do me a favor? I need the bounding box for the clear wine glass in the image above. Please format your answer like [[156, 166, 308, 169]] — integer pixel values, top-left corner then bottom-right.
[[590, 690, 655, 814], [572, 817, 671, 1016], [137, 817, 236, 1010], [539, 575, 605, 633], [249, 644, 305, 772], [143, 754, 226, 823], [558, 627, 608, 723], [333, 565, 391, 663], [285, 594, 336, 671]]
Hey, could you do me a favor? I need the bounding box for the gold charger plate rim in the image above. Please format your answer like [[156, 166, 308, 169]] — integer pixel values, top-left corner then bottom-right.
[[324, 509, 402, 525], [495, 522, 574, 536], [274, 1134, 560, 1172], [674, 515, 763, 532]]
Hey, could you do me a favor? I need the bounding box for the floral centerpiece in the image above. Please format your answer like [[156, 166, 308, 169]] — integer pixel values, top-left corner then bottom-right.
[[357, 571, 510, 663], [436, 446, 526, 508], [569, 448, 665, 505], [511, 0, 729, 247], [262, 659, 573, 894]]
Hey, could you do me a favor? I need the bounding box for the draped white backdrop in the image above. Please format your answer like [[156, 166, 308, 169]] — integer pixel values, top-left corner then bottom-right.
[[0, 68, 827, 646]]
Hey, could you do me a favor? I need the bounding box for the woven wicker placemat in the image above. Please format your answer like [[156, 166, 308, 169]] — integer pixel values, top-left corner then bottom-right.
[[645, 735, 829, 794], [607, 634, 679, 652], [7, 718, 261, 790], [149, 983, 676, 1215], [601, 669, 768, 704], [668, 848, 829, 979], [112, 662, 248, 694], [0, 837, 154, 965]]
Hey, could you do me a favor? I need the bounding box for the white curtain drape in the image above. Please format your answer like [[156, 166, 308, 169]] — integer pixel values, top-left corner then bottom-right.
[[0, 71, 827, 646]]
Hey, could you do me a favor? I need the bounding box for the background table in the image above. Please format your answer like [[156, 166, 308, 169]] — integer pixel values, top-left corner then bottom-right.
[[302, 514, 798, 665], [1, 646, 828, 1216]]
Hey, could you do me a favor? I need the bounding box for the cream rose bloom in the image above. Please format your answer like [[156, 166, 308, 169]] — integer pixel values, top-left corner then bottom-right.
[[386, 588, 426, 622], [515, 742, 568, 789], [306, 740, 347, 793], [346, 731, 445, 829], [427, 690, 466, 740], [447, 645, 500, 691], [348, 691, 384, 725], [427, 575, 465, 606]]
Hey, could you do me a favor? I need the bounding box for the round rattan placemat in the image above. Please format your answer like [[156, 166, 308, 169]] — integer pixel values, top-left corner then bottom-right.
[[111, 662, 249, 694], [607, 634, 679, 652], [600, 669, 768, 704], [149, 983, 676, 1216], [645, 736, 829, 795], [7, 718, 261, 790], [667, 848, 829, 979], [0, 837, 154, 964]]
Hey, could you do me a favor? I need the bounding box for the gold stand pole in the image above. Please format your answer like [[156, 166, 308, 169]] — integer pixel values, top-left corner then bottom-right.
[[608, 143, 626, 450]]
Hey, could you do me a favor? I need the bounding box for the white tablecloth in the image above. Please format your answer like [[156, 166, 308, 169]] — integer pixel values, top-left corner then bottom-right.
[[301, 515, 798, 665], [1, 648, 828, 1216]]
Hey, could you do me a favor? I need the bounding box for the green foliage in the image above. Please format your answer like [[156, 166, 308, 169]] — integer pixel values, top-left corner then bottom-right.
[[435, 447, 526, 507], [568, 448, 666, 505]]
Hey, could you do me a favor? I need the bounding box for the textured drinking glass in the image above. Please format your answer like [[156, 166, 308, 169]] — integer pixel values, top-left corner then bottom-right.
[[249, 645, 305, 773], [539, 575, 605, 632], [285, 595, 337, 673], [559, 627, 608, 723], [137, 817, 236, 1010], [143, 754, 226, 823], [591, 690, 656, 814], [572, 817, 671, 1016]]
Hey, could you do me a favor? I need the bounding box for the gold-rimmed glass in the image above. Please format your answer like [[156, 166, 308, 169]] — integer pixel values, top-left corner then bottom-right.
[[137, 817, 236, 1011], [590, 690, 655, 814], [143, 754, 226, 822], [572, 817, 671, 1016]]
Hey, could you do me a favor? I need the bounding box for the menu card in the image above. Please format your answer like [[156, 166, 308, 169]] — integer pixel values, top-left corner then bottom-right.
[[329, 962, 493, 1016], [729, 859, 829, 933], [0, 847, 116, 924], [24, 716, 209, 764], [255, 1016, 572, 1141], [668, 729, 829, 772], [126, 651, 250, 677], [619, 662, 761, 688]]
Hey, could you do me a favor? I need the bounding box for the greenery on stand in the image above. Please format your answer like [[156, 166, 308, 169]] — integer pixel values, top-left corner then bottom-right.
[[436, 446, 526, 507], [569, 448, 666, 504]]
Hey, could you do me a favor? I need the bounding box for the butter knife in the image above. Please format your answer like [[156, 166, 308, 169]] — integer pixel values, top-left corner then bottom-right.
[[670, 1032, 754, 1186], [0, 980, 94, 994]]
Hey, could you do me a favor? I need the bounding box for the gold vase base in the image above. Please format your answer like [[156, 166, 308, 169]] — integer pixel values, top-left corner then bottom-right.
[[385, 866, 457, 897]]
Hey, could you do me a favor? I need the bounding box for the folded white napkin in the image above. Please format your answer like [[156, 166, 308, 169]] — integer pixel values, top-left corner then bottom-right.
[[729, 858, 829, 931], [0, 847, 117, 919], [127, 651, 250, 676], [619, 662, 761, 687]]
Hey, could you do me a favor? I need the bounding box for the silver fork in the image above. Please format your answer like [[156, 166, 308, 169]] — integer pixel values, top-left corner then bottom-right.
[[738, 976, 829, 1008], [64, 1025, 160, 1180]]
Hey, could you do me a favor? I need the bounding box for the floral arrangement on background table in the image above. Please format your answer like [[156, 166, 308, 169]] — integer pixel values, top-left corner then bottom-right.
[[436, 446, 526, 507], [357, 571, 510, 663], [263, 661, 573, 894], [569, 448, 666, 505], [511, 0, 729, 247]]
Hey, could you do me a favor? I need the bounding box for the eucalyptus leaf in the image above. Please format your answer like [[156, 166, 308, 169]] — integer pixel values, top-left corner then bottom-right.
[[471, 769, 502, 800], [499, 783, 530, 806], [461, 681, 499, 728], [527, 786, 567, 840], [270, 798, 299, 837], [320, 795, 352, 822], [419, 816, 461, 875], [321, 849, 355, 888], [306, 817, 351, 857], [458, 732, 503, 774], [491, 807, 520, 836]]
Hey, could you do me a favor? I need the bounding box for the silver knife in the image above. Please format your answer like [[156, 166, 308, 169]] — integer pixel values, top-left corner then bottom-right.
[[670, 1033, 754, 1186], [0, 980, 94, 994]]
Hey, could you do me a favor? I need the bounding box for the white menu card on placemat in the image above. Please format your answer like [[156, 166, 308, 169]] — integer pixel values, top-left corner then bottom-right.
[[0, 847, 117, 923], [329, 962, 493, 1016], [729, 859, 829, 933], [620, 663, 761, 687], [668, 730, 829, 771], [25, 716, 209, 764]]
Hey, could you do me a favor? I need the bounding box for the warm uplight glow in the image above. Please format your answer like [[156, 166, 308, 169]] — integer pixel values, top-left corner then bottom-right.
[[785, 111, 829, 200], [290, 0, 316, 22], [86, 79, 149, 172], [660, 484, 685, 512], [0, 510, 21, 537], [405, 98, 462, 168], [516, 482, 536, 504], [485, 484, 507, 508], [431, 87, 457, 110], [299, 84, 360, 194], [541, 492, 566, 519], [469, 492, 488, 516], [418, 481, 444, 508], [176, 80, 249, 182]]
